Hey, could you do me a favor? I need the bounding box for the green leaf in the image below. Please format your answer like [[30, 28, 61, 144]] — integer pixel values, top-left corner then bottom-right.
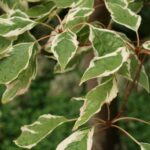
[[0, 0, 28, 11], [10, 9, 29, 18], [140, 143, 150, 150], [0, 43, 33, 84], [74, 78, 118, 130], [80, 48, 129, 84], [56, 128, 94, 150], [14, 31, 40, 51], [14, 114, 68, 149], [118, 55, 150, 92], [1, 54, 37, 104], [105, 0, 141, 31], [26, 1, 56, 19], [76, 0, 94, 8], [63, 7, 93, 33], [27, 0, 41, 2], [143, 41, 150, 50], [0, 15, 36, 38], [89, 26, 125, 56], [128, 0, 143, 13], [0, 36, 12, 56], [51, 30, 78, 70], [51, 0, 78, 8], [105, 0, 128, 7], [128, 56, 149, 92], [62, 0, 94, 32]]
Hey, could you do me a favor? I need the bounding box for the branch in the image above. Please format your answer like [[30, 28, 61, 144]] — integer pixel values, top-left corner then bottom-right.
[[116, 56, 145, 118], [113, 117, 150, 125]]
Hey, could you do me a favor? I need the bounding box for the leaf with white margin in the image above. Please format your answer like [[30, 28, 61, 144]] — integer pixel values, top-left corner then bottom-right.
[[63, 7, 93, 32], [51, 30, 78, 70], [14, 114, 68, 149], [0, 36, 12, 56], [56, 128, 94, 150], [0, 15, 36, 38], [105, 0, 128, 7], [26, 1, 56, 19], [1, 52, 37, 104], [0, 0, 28, 12], [74, 78, 118, 130], [80, 47, 129, 85], [118, 55, 149, 92], [140, 143, 150, 150], [14, 31, 40, 51], [143, 41, 150, 50], [51, 0, 78, 8], [10, 9, 29, 18], [105, 1, 141, 31], [1, 32, 40, 103], [27, 0, 41, 2], [62, 0, 94, 32], [76, 0, 94, 8], [0, 43, 33, 84], [128, 0, 143, 13], [89, 26, 126, 56]]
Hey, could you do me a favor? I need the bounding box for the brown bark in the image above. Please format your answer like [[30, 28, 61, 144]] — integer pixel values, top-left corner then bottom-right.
[[85, 1, 121, 150]]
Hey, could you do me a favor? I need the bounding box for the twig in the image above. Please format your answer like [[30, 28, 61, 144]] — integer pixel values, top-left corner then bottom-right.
[[36, 22, 56, 31], [113, 117, 150, 125], [107, 19, 113, 29], [94, 3, 105, 10], [92, 117, 106, 124], [136, 31, 140, 47], [35, 35, 51, 43], [111, 125, 140, 145], [68, 118, 77, 122], [106, 103, 110, 121], [94, 126, 109, 134], [116, 57, 145, 118]]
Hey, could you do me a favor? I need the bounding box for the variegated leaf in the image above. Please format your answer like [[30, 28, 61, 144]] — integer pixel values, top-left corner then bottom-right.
[[51, 30, 78, 70], [14, 31, 40, 51], [0, 15, 36, 38], [0, 36, 12, 56], [27, 0, 41, 2], [63, 7, 93, 32], [105, 0, 128, 7], [118, 55, 149, 92], [140, 143, 150, 150], [10, 9, 29, 18], [128, 0, 143, 13], [105, 0, 141, 31], [74, 78, 118, 130], [89, 26, 126, 56], [14, 115, 68, 149], [56, 128, 94, 150], [143, 41, 150, 50], [51, 0, 78, 8], [80, 47, 129, 85], [1, 32, 40, 103], [0, 0, 28, 12], [26, 1, 56, 19], [1, 53, 37, 104], [76, 0, 94, 8], [0, 43, 33, 84]]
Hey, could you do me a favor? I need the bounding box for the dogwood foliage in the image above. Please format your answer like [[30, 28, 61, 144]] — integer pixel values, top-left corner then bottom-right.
[[0, 0, 149, 149]]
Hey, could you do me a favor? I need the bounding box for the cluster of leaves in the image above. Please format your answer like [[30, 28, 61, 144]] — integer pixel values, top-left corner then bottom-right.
[[0, 0, 150, 149]]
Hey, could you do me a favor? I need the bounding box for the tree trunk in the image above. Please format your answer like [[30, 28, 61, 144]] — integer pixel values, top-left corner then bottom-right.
[[85, 1, 121, 149]]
